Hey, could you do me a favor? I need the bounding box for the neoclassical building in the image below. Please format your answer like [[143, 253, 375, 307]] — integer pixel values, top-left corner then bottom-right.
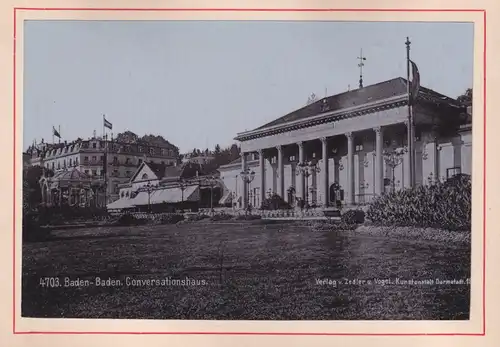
[[219, 77, 472, 209]]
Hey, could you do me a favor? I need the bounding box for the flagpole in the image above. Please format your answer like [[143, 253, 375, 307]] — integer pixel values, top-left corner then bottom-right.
[[58, 125, 61, 144], [103, 114, 108, 207], [405, 37, 414, 188]]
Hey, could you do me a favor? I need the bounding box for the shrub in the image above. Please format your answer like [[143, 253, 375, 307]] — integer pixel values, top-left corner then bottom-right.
[[115, 213, 146, 226], [159, 213, 185, 224], [22, 211, 52, 242], [187, 213, 210, 221], [366, 174, 471, 231], [260, 193, 292, 210], [210, 213, 232, 221], [341, 209, 365, 225]]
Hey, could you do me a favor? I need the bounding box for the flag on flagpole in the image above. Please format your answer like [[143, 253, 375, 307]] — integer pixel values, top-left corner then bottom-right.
[[103, 115, 113, 130], [409, 60, 420, 105], [53, 126, 61, 138]]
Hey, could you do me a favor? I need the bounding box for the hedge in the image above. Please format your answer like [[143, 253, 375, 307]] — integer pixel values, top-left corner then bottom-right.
[[366, 174, 471, 231]]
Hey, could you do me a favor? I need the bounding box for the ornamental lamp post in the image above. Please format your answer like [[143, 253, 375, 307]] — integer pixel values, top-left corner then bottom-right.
[[296, 157, 320, 209], [240, 168, 255, 212], [145, 181, 154, 213], [205, 176, 218, 214], [178, 178, 188, 212], [383, 141, 408, 193]]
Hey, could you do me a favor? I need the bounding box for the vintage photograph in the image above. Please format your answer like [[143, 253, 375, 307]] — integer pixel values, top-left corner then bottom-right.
[[22, 20, 473, 320]]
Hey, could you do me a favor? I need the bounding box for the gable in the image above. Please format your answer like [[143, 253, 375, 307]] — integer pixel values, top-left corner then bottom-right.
[[130, 162, 159, 183]]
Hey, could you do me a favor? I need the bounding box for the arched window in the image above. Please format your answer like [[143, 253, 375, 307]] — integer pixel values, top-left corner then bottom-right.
[[142, 173, 148, 180], [121, 191, 124, 198], [126, 191, 130, 197], [69, 159, 72, 166]]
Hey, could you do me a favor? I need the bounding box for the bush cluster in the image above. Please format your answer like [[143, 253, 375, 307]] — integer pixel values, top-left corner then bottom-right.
[[260, 193, 292, 210], [210, 212, 233, 221], [341, 209, 365, 224], [366, 174, 471, 231]]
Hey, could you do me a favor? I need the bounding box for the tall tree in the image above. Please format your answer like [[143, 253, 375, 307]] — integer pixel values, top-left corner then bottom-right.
[[457, 88, 472, 104]]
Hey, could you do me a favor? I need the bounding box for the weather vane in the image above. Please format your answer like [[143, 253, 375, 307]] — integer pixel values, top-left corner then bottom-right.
[[357, 48, 367, 88]]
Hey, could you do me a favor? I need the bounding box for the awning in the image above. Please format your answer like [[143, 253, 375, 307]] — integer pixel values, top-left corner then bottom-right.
[[150, 185, 199, 204], [106, 198, 135, 210], [130, 185, 200, 206], [129, 191, 151, 206], [219, 191, 233, 205]]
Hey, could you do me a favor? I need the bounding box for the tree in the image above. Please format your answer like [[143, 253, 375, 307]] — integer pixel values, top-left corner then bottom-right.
[[23, 165, 54, 210], [457, 88, 472, 104]]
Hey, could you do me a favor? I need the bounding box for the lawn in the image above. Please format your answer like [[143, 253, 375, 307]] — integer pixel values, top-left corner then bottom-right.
[[21, 221, 470, 320]]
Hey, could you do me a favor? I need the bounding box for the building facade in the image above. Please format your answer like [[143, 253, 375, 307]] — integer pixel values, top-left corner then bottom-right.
[[27, 131, 179, 203], [220, 78, 472, 209]]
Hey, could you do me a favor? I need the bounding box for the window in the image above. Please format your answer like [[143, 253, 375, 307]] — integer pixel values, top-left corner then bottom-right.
[[92, 156, 97, 162], [75, 158, 79, 166], [57, 162, 61, 169], [161, 161, 165, 165], [138, 146, 143, 152], [100, 156, 105, 162], [142, 173, 148, 180], [92, 170, 97, 176], [138, 159, 143, 165], [69, 159, 72, 166], [114, 169, 119, 177], [161, 149, 166, 155], [126, 191, 130, 197], [126, 171, 131, 177], [51, 162, 55, 170], [125, 158, 130, 165], [446, 167, 461, 180], [289, 155, 296, 162], [271, 157, 277, 164], [121, 191, 124, 198], [355, 144, 364, 152], [92, 142, 97, 149], [149, 148, 155, 155], [63, 160, 66, 168], [113, 156, 118, 164], [85, 170, 89, 174], [84, 156, 89, 163]]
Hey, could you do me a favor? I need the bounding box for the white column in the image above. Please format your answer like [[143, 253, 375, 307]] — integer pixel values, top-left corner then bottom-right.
[[276, 145, 284, 198], [320, 137, 329, 207], [374, 126, 384, 195], [297, 141, 305, 200], [346, 132, 355, 205], [258, 149, 265, 206], [241, 153, 248, 208]]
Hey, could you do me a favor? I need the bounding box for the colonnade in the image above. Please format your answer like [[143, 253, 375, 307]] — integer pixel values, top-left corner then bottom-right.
[[240, 124, 409, 209]]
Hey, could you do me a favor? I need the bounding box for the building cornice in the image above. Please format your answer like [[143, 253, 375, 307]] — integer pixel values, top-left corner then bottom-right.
[[234, 95, 409, 142], [218, 159, 259, 171]]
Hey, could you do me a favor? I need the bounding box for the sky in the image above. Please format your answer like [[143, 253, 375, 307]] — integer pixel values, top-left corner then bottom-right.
[[23, 20, 474, 153]]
